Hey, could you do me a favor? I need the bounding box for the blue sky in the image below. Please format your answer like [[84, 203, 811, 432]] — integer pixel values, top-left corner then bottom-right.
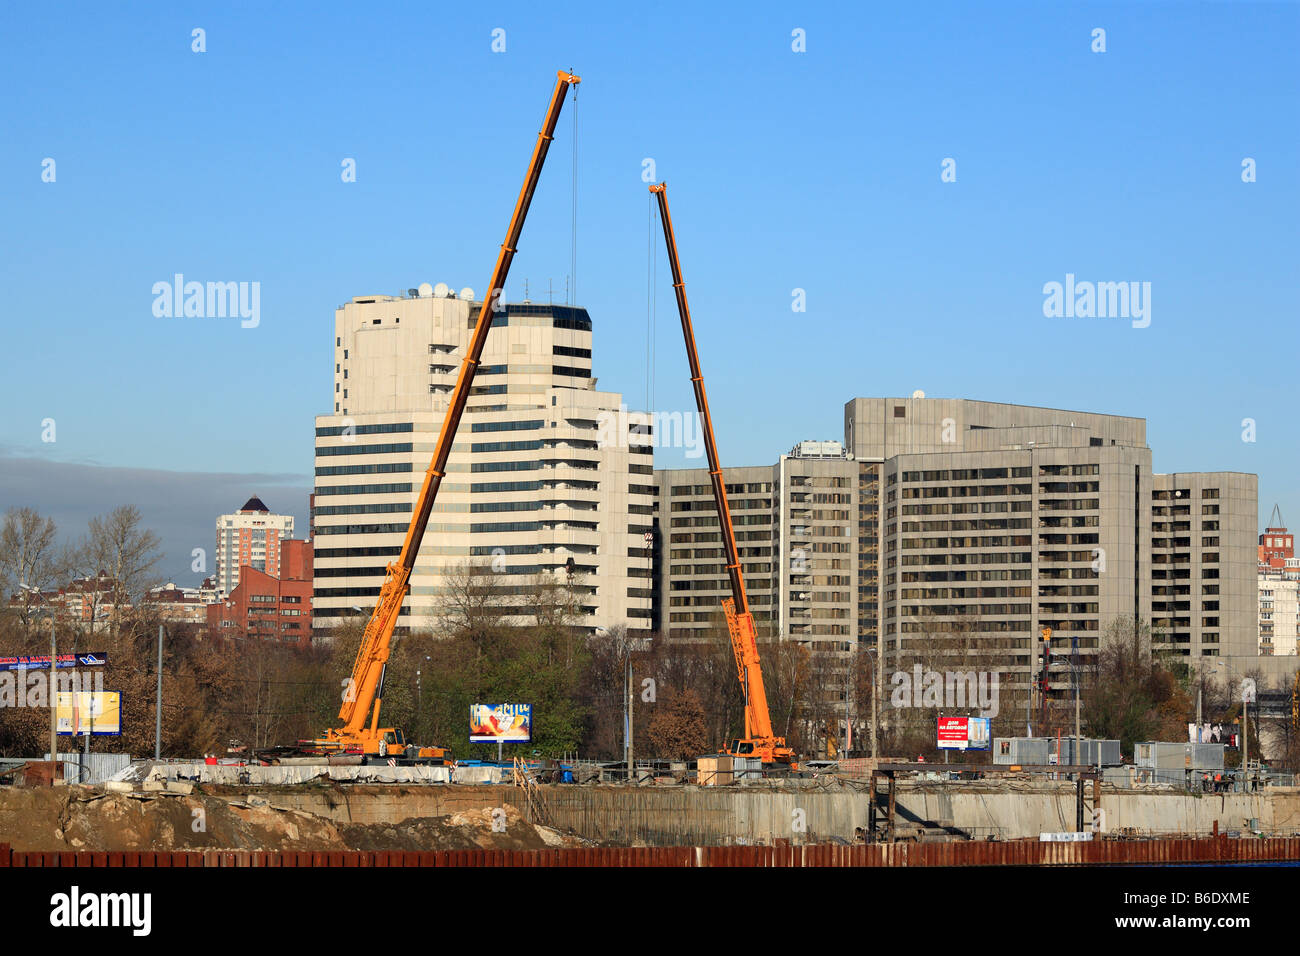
[[1, 1, 1297, 577]]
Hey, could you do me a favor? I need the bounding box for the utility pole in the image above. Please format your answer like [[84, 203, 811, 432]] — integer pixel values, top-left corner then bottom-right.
[[844, 649, 852, 756], [1072, 636, 1081, 772], [626, 650, 634, 782], [49, 616, 58, 760], [870, 645, 879, 759], [1242, 701, 1249, 792], [154, 625, 164, 760], [82, 690, 92, 782]]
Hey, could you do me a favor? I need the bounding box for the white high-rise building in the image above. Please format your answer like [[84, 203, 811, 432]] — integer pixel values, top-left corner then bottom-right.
[[215, 496, 294, 598], [1259, 578, 1300, 656], [312, 287, 654, 635]]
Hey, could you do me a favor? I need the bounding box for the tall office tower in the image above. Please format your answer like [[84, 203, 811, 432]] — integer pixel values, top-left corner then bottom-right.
[[214, 496, 294, 598], [313, 287, 653, 636]]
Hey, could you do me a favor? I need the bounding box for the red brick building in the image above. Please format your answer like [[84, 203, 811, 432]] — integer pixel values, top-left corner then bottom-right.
[[207, 539, 313, 645]]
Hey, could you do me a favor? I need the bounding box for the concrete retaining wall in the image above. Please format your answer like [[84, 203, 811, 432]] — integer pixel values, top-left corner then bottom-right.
[[901, 784, 1300, 839], [101, 767, 1300, 846], [533, 784, 1300, 845]]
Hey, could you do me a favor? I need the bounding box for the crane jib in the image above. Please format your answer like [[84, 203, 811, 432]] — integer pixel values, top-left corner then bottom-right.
[[654, 182, 794, 767], [323, 71, 581, 755]]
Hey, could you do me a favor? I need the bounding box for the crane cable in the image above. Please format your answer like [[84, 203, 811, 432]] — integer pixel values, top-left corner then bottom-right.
[[569, 79, 579, 305], [646, 194, 657, 415]]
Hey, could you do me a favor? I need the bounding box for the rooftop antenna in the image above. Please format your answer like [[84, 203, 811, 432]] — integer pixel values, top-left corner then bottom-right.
[[523, 279, 530, 302], [547, 278, 554, 304], [1270, 503, 1285, 529]]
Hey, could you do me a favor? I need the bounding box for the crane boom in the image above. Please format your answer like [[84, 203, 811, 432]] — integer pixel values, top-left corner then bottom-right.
[[317, 70, 581, 758], [650, 182, 795, 768]]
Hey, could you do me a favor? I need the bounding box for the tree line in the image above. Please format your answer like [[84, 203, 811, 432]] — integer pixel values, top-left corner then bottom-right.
[[1, 505, 1295, 769]]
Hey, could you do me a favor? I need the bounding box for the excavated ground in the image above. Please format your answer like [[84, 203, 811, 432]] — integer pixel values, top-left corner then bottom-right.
[[0, 784, 579, 853]]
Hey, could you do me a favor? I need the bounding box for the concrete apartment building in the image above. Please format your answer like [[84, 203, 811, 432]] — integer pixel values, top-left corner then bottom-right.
[[214, 497, 294, 598], [654, 464, 779, 639], [654, 440, 871, 649], [655, 395, 1259, 715], [1149, 472, 1256, 660], [854, 397, 1255, 686], [313, 286, 654, 636]]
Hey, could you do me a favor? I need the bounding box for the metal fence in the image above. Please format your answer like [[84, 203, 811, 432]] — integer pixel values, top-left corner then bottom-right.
[[43, 752, 132, 785], [3, 837, 1299, 868]]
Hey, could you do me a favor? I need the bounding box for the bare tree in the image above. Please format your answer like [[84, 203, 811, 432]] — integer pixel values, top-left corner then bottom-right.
[[0, 507, 63, 629], [438, 561, 517, 644], [85, 505, 162, 636]]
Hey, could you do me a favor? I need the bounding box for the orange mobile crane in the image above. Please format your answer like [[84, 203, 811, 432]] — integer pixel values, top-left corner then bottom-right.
[[649, 182, 797, 770], [294, 71, 581, 764]]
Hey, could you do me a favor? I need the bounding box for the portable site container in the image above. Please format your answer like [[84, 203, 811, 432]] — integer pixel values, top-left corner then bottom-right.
[[1190, 743, 1225, 770], [1135, 742, 1188, 769], [1136, 741, 1225, 771], [1044, 738, 1122, 767], [993, 738, 1050, 765]]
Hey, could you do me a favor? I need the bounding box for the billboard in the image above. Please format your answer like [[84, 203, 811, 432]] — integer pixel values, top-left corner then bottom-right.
[[56, 691, 121, 736], [937, 716, 991, 751], [470, 703, 532, 743], [0, 652, 107, 673]]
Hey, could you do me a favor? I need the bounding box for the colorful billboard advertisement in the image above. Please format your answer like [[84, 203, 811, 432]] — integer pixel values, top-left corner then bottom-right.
[[470, 703, 532, 743], [937, 716, 991, 751], [56, 691, 121, 736], [0, 652, 107, 672]]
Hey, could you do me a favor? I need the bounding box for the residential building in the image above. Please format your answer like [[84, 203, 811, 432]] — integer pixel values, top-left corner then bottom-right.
[[312, 287, 654, 636], [215, 497, 295, 597], [654, 463, 778, 640], [1259, 578, 1300, 656], [1149, 472, 1257, 659], [1259, 519, 1297, 578], [655, 396, 1259, 728], [207, 540, 313, 644], [143, 578, 219, 625]]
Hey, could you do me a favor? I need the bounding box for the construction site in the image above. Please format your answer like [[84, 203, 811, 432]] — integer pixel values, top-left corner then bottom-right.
[[4, 63, 1299, 882]]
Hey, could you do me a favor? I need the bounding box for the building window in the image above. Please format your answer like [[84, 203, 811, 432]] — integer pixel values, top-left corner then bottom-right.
[[893, 406, 905, 418]]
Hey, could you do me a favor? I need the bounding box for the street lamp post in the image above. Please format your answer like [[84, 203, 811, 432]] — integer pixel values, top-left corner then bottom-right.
[[867, 646, 879, 760], [20, 584, 58, 760]]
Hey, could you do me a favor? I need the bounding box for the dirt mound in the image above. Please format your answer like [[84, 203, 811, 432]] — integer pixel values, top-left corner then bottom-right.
[[339, 805, 548, 851], [0, 785, 577, 853]]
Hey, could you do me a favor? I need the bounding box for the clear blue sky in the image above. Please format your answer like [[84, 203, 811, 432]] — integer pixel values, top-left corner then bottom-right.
[[2, 1, 1297, 567]]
